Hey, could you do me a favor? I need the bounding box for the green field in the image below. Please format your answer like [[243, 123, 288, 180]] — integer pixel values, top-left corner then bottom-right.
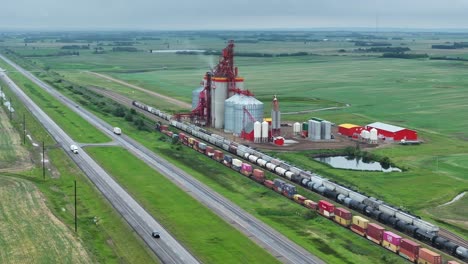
[[0, 176, 92, 264], [0, 107, 30, 169], [86, 146, 282, 264]]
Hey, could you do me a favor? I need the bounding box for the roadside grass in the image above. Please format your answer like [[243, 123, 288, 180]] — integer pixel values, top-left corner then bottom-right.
[[0, 58, 110, 143], [0, 78, 158, 263], [0, 176, 93, 264], [86, 146, 281, 264], [0, 107, 29, 168]]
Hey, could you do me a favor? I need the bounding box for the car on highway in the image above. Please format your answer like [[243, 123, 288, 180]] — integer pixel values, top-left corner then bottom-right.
[[70, 144, 78, 154], [151, 231, 160, 238], [113, 127, 122, 135]]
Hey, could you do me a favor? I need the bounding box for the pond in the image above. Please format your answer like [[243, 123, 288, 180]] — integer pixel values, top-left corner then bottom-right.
[[314, 156, 402, 172]]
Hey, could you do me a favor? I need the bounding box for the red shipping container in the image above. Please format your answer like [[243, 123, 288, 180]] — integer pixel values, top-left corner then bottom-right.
[[366, 223, 385, 244], [160, 125, 168, 131], [399, 239, 420, 262], [304, 200, 317, 210], [213, 150, 224, 161], [418, 248, 441, 264], [264, 180, 274, 189], [293, 194, 306, 204], [253, 169, 264, 178], [318, 200, 335, 212], [447, 261, 461, 264], [351, 224, 366, 236], [334, 208, 352, 220]]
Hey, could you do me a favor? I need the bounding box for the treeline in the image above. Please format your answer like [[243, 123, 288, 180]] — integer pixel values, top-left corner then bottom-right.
[[432, 42, 468, 49], [61, 45, 90, 50], [23, 51, 80, 57], [356, 47, 410, 53], [112, 47, 138, 52], [177, 50, 310, 57], [354, 41, 392, 47], [430, 56, 468, 62], [382, 53, 428, 59]]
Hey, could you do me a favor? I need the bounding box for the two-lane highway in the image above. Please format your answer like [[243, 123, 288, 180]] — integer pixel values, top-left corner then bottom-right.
[[1, 53, 325, 264], [0, 68, 199, 264]]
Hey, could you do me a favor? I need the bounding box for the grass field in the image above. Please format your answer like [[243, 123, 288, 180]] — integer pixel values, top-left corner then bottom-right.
[[0, 176, 92, 264], [86, 146, 282, 264], [0, 107, 30, 169]]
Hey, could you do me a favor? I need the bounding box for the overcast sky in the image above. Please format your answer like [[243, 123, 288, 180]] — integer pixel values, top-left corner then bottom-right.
[[1, 0, 468, 30]]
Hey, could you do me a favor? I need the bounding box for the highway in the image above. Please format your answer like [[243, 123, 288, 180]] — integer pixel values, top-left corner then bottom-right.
[[0, 61, 199, 264], [0, 54, 324, 264]]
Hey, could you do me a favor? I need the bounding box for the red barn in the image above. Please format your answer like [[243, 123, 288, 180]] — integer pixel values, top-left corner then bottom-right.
[[365, 122, 417, 141], [338, 124, 364, 137]]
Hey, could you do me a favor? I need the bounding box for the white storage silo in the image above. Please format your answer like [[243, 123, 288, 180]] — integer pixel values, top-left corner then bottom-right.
[[254, 121, 262, 143], [261, 121, 269, 142], [308, 120, 321, 141], [191, 85, 204, 110], [211, 78, 229, 129], [370, 128, 378, 144], [321, 120, 332, 140], [293, 122, 301, 135], [232, 95, 264, 135], [360, 130, 370, 141]]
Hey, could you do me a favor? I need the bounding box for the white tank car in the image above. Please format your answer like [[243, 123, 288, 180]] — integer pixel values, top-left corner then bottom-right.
[[222, 144, 230, 151], [323, 180, 337, 191], [249, 155, 259, 163], [413, 218, 439, 234], [288, 167, 301, 175], [257, 159, 268, 167], [310, 175, 324, 186], [284, 171, 295, 180], [266, 163, 277, 171], [275, 167, 287, 176], [363, 197, 383, 209], [335, 185, 352, 196], [378, 204, 398, 216], [395, 211, 416, 225], [348, 192, 367, 203]]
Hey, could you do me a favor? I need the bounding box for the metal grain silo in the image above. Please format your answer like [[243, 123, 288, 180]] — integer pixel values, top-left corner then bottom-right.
[[321, 120, 331, 140], [370, 128, 378, 143], [254, 121, 262, 142], [224, 94, 241, 133], [293, 122, 301, 135], [232, 95, 264, 135], [191, 85, 204, 110], [211, 77, 229, 129], [308, 120, 321, 140], [262, 120, 269, 142]]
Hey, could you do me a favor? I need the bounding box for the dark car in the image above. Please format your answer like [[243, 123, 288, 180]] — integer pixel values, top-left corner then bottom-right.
[[151, 231, 160, 238]]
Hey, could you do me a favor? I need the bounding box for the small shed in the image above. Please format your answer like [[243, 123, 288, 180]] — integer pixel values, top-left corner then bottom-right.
[[365, 122, 417, 141], [338, 123, 363, 137]]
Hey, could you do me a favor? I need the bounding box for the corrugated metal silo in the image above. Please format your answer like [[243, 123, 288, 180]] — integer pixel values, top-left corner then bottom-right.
[[232, 95, 264, 135], [293, 122, 301, 135], [224, 94, 241, 133], [308, 120, 321, 140], [321, 120, 331, 140], [191, 85, 204, 110]]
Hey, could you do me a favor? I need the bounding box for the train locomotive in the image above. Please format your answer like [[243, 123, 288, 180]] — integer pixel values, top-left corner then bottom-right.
[[133, 100, 468, 262]]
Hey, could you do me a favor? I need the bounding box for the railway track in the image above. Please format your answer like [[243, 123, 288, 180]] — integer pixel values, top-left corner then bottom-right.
[[439, 228, 468, 249]]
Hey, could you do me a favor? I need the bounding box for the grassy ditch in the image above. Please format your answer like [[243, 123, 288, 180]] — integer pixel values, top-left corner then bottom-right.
[[86, 146, 281, 264]]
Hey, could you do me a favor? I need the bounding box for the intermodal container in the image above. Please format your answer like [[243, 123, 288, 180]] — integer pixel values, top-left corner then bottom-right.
[[304, 200, 317, 210], [264, 180, 275, 189], [193, 140, 199, 151], [366, 223, 385, 245], [160, 125, 168, 131], [293, 194, 306, 204], [382, 231, 401, 253], [188, 137, 195, 146], [351, 224, 367, 236], [198, 142, 207, 150], [232, 159, 242, 171], [240, 163, 253, 176], [418, 248, 441, 264], [223, 155, 233, 167], [447, 261, 461, 264], [334, 208, 352, 227], [318, 200, 335, 218], [282, 184, 297, 198], [206, 146, 214, 157], [399, 238, 420, 262], [214, 150, 224, 161], [252, 169, 265, 183], [274, 179, 286, 192], [352, 216, 369, 229]]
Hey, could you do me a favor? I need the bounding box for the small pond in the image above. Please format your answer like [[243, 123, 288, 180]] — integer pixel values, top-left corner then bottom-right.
[[314, 156, 401, 172]]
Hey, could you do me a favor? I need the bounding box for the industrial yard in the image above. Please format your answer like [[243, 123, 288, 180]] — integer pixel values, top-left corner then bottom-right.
[[1, 30, 467, 264]]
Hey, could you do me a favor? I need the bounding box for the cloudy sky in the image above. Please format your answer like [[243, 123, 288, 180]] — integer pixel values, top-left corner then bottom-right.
[[1, 0, 468, 30]]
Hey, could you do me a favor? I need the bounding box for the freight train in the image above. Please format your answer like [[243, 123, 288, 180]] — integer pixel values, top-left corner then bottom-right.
[[132, 100, 468, 262]]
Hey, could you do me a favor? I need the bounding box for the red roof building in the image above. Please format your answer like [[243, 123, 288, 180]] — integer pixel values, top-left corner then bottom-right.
[[338, 124, 364, 137], [365, 122, 418, 141]]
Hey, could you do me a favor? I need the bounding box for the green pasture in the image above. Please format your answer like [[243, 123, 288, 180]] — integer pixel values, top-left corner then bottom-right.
[[86, 146, 281, 264]]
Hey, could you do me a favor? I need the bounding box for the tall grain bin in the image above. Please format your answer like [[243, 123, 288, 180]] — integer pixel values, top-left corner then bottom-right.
[[308, 120, 321, 140], [370, 128, 378, 144], [361, 130, 370, 141], [211, 77, 229, 129], [224, 94, 241, 133], [254, 121, 262, 143], [293, 122, 301, 135], [261, 120, 269, 142], [191, 85, 204, 110], [321, 120, 332, 140], [232, 95, 264, 135]]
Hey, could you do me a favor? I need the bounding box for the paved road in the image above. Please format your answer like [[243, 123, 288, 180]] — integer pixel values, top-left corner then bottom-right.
[[0, 61, 199, 264], [1, 54, 325, 264]]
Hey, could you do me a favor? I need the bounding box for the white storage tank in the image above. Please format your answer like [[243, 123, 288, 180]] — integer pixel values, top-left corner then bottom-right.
[[293, 122, 301, 135], [191, 85, 204, 110], [261, 120, 269, 142], [211, 78, 229, 129], [254, 121, 262, 143], [361, 130, 370, 140], [321, 120, 332, 140], [370, 128, 378, 143], [232, 95, 264, 135]]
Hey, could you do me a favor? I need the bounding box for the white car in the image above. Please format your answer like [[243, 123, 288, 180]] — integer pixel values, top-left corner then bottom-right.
[[113, 127, 122, 135], [70, 144, 78, 154]]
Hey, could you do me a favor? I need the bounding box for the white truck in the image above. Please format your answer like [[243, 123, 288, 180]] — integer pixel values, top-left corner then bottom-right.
[[113, 127, 122, 135], [70, 144, 78, 154]]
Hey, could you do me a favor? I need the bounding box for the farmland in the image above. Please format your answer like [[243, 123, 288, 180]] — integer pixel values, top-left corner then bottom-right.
[[1, 30, 467, 258]]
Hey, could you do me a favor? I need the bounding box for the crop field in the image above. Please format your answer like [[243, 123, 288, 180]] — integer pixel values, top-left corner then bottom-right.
[[0, 176, 92, 264], [86, 146, 281, 264]]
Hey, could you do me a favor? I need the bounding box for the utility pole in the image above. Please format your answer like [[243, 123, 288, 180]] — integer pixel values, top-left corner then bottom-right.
[[23, 113, 26, 145], [74, 180, 77, 233], [9, 97, 12, 120], [42, 141, 45, 180]]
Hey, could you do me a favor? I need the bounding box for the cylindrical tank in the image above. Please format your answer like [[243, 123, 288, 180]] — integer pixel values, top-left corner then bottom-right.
[[191, 85, 204, 110], [370, 128, 378, 143], [254, 121, 262, 143], [211, 78, 229, 129], [321, 120, 331, 140], [361, 130, 370, 140], [308, 120, 321, 140], [261, 121, 269, 142], [232, 95, 264, 135], [293, 122, 301, 135], [224, 94, 241, 133]]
